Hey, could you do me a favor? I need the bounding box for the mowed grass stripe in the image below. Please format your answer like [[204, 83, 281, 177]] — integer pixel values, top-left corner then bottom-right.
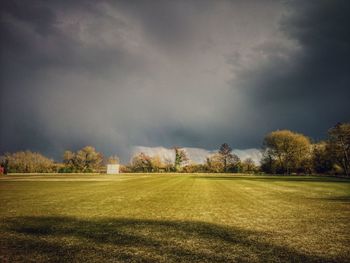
[[0, 174, 349, 262], [216, 176, 350, 259], [1, 175, 186, 217]]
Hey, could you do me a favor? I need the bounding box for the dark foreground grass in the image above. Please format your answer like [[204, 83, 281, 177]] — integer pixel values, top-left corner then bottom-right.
[[0, 174, 349, 262]]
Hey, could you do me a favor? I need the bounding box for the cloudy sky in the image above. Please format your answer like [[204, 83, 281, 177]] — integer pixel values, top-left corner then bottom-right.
[[0, 0, 349, 162]]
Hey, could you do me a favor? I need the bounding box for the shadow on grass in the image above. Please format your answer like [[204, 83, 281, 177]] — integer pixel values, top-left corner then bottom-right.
[[1, 216, 342, 262], [194, 175, 350, 183]]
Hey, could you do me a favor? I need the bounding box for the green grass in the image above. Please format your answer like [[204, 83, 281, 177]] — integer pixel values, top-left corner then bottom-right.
[[0, 174, 349, 262]]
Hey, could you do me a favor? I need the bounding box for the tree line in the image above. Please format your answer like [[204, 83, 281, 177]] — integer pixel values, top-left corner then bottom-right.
[[261, 123, 349, 176], [1, 122, 349, 176], [126, 144, 254, 173]]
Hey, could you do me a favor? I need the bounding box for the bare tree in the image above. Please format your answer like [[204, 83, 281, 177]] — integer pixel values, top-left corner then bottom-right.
[[218, 143, 240, 172]]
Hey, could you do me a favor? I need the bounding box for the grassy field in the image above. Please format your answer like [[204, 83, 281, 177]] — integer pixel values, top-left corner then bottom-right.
[[0, 174, 349, 262]]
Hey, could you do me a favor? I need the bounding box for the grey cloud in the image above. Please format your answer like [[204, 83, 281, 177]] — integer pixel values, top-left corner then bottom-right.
[[1, 0, 349, 162], [1, 2, 132, 74], [232, 0, 350, 140]]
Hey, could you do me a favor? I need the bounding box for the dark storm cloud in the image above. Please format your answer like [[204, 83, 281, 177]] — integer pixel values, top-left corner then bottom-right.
[[1, 1, 130, 74], [114, 1, 195, 45], [236, 0, 350, 139], [0, 0, 349, 161]]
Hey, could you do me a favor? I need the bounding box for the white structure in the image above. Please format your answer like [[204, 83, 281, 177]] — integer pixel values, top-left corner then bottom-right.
[[107, 164, 120, 174]]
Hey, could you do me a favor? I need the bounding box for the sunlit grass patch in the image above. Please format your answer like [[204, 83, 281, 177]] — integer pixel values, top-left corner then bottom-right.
[[0, 174, 349, 262]]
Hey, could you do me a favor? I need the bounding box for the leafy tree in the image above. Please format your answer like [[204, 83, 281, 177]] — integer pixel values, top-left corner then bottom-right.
[[150, 155, 163, 172], [1, 151, 55, 173], [260, 153, 278, 174], [262, 130, 311, 174], [182, 163, 208, 173], [63, 150, 76, 172], [206, 151, 240, 173], [312, 142, 333, 174], [119, 164, 132, 173], [62, 146, 103, 173], [131, 152, 153, 172], [75, 146, 103, 172], [327, 122, 350, 176], [174, 147, 189, 172], [131, 154, 166, 173], [206, 153, 224, 173]]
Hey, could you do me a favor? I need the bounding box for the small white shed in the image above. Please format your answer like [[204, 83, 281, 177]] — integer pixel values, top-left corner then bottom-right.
[[107, 164, 120, 174]]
